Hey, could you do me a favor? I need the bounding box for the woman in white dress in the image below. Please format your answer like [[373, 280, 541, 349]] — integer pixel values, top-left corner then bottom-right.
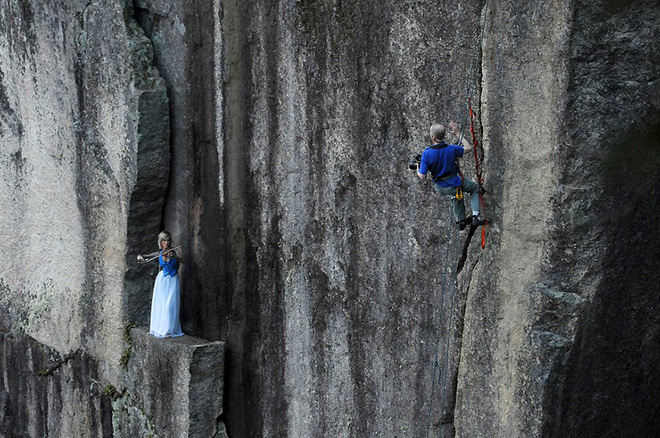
[[137, 231, 184, 338]]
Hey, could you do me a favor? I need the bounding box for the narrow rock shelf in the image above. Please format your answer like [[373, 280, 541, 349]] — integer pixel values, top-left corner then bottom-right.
[[124, 327, 226, 437]]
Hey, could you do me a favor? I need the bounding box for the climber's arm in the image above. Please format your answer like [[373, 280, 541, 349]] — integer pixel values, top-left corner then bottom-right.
[[450, 120, 473, 154], [417, 152, 428, 180]]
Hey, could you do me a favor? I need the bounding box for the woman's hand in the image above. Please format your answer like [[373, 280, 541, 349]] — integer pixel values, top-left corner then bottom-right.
[[137, 254, 145, 264]]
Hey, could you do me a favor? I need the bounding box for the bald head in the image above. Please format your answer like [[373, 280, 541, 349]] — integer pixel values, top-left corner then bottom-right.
[[430, 124, 446, 143]]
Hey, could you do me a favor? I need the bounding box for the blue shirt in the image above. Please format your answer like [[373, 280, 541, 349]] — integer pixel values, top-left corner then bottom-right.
[[418, 142, 464, 187], [159, 252, 179, 276]]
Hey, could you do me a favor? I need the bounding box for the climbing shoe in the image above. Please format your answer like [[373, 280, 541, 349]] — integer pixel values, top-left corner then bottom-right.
[[457, 216, 472, 230], [471, 215, 486, 228]]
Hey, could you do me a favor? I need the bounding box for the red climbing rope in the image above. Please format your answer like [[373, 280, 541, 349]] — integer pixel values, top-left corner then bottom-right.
[[468, 96, 488, 249], [468, 98, 481, 183]]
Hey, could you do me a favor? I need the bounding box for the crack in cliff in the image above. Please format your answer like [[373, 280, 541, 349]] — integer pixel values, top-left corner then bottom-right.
[[129, 1, 175, 234], [456, 225, 478, 274], [122, 0, 173, 327], [450, 160, 486, 427], [132, 1, 155, 40], [37, 348, 81, 377]]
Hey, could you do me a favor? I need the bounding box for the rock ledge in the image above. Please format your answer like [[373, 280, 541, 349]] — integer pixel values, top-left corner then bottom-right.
[[122, 327, 226, 438]]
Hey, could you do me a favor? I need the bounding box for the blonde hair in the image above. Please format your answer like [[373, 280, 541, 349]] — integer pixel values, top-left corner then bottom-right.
[[158, 231, 172, 249]]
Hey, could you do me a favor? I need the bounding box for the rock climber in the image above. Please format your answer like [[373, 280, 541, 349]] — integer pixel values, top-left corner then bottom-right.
[[416, 121, 485, 230]]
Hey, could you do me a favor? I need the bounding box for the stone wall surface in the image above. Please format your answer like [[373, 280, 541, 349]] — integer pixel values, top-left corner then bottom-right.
[[0, 0, 659, 437], [544, 1, 660, 436], [0, 331, 114, 437], [456, 1, 660, 438], [0, 0, 219, 436], [214, 1, 485, 436], [118, 328, 225, 438], [455, 1, 576, 436], [0, 3, 143, 433]]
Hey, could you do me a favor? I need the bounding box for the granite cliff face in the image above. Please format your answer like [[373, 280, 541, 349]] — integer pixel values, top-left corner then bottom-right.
[[1, 0, 165, 434], [0, 1, 221, 436], [0, 0, 658, 437], [457, 1, 660, 437]]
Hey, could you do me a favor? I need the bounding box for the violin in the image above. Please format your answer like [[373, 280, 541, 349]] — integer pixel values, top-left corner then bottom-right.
[[138, 245, 183, 264]]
